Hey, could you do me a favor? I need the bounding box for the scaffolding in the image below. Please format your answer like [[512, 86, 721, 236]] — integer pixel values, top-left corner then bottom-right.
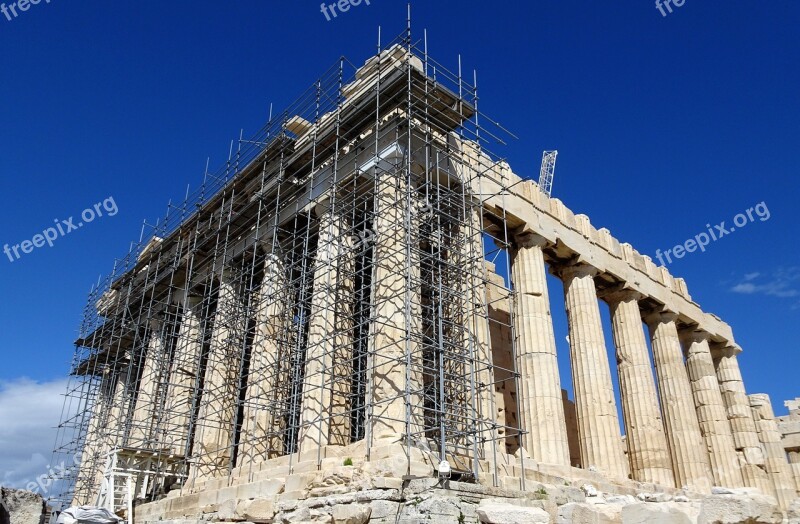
[[49, 24, 525, 511]]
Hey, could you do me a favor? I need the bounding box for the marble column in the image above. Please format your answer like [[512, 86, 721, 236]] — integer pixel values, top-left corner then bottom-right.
[[645, 311, 712, 493], [298, 203, 353, 453], [560, 263, 628, 479], [466, 208, 495, 457], [129, 319, 165, 446], [238, 252, 291, 462], [368, 172, 422, 442], [714, 347, 773, 494], [163, 295, 204, 456], [72, 371, 115, 506], [787, 451, 800, 494], [86, 362, 132, 504], [510, 232, 570, 466], [191, 271, 244, 479], [682, 331, 743, 488], [606, 290, 674, 486], [749, 394, 796, 509]]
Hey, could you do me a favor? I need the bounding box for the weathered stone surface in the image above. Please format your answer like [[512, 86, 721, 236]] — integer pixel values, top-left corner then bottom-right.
[[235, 499, 276, 523], [476, 500, 549, 524], [557, 502, 622, 524], [367, 500, 400, 520], [621, 502, 700, 524], [330, 503, 370, 524], [274, 505, 333, 523], [787, 499, 800, 524], [0, 488, 45, 524], [635, 492, 672, 503], [400, 495, 463, 523], [697, 493, 783, 524], [217, 498, 238, 521], [580, 484, 599, 498]]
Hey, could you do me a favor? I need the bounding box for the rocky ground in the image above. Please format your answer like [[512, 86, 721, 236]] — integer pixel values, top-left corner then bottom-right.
[[0, 487, 46, 524]]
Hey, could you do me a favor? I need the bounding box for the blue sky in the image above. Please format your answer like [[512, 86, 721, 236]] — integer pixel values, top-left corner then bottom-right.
[[1, 0, 798, 487]]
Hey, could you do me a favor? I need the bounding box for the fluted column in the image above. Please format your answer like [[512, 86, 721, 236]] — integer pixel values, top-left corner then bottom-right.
[[682, 331, 743, 488], [559, 263, 628, 479], [510, 232, 570, 466], [72, 370, 115, 506], [239, 252, 291, 462], [714, 347, 773, 494], [369, 172, 422, 442], [129, 318, 165, 446], [466, 208, 496, 457], [646, 311, 712, 493], [606, 289, 673, 486], [787, 451, 800, 494], [162, 295, 203, 456], [298, 203, 353, 453], [749, 394, 796, 509], [191, 271, 244, 479], [84, 361, 132, 504]]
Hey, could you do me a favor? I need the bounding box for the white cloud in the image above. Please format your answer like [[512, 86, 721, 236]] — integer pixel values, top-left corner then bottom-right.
[[730, 268, 800, 299], [0, 378, 70, 490]]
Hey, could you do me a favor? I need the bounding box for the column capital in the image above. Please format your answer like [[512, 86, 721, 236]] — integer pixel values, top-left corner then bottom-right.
[[183, 294, 204, 310], [554, 261, 599, 281], [601, 286, 644, 306], [216, 267, 238, 282], [679, 328, 712, 346], [513, 230, 549, 249], [643, 308, 679, 327], [147, 316, 162, 331], [711, 341, 742, 359], [313, 198, 333, 217], [255, 234, 280, 253], [749, 393, 771, 408]]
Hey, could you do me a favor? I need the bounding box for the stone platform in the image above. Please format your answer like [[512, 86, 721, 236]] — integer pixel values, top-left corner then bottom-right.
[[133, 441, 797, 523]]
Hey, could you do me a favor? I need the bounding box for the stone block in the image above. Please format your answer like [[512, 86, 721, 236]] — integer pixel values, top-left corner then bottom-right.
[[399, 495, 463, 523], [331, 503, 371, 524], [285, 472, 318, 493], [621, 502, 700, 524], [476, 500, 550, 523], [235, 498, 275, 523], [198, 488, 221, 507], [217, 499, 238, 521], [368, 500, 401, 520], [698, 493, 783, 524], [236, 479, 285, 499], [371, 476, 403, 489], [217, 486, 239, 504], [253, 465, 291, 481], [354, 489, 401, 502], [274, 505, 333, 523], [557, 502, 622, 524]]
